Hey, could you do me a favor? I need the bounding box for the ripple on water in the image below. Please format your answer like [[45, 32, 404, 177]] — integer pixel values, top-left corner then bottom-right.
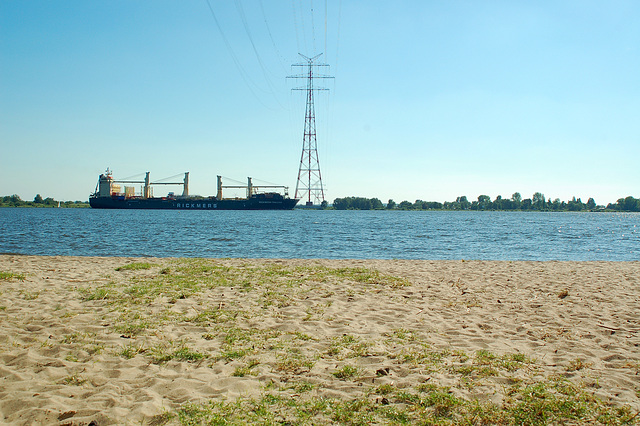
[[0, 209, 638, 260]]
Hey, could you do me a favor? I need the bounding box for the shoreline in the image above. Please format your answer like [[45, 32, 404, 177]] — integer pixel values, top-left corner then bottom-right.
[[1, 255, 639, 424]]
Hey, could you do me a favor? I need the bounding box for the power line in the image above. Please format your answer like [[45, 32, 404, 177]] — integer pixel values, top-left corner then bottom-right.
[[335, 0, 342, 75], [291, 0, 301, 53], [298, 0, 308, 54], [310, 0, 317, 54], [204, 0, 275, 110], [233, 0, 285, 108], [324, 0, 327, 57], [259, 0, 287, 72]]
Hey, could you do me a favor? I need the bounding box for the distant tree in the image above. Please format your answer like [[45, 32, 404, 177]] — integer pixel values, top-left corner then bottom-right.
[[477, 195, 492, 210], [370, 198, 384, 210], [43, 197, 56, 206], [413, 200, 427, 210], [567, 196, 585, 211], [413, 200, 443, 210], [332, 198, 348, 210], [34, 194, 44, 204], [398, 200, 413, 210], [5, 194, 24, 206], [353, 197, 371, 210], [446, 201, 460, 210], [493, 195, 506, 210], [532, 192, 546, 210], [456, 196, 470, 210], [511, 192, 522, 204], [289, 193, 638, 213], [320, 200, 329, 209], [332, 196, 385, 210], [623, 196, 640, 212]]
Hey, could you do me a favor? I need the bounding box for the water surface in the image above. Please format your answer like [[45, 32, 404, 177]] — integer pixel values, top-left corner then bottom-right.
[[0, 208, 638, 260]]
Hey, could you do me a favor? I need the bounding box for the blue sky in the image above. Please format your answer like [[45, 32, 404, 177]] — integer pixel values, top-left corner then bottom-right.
[[1, 1, 638, 204]]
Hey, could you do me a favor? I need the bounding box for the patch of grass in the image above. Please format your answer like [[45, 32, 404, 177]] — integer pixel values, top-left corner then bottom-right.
[[21, 290, 40, 300], [333, 364, 361, 380], [217, 347, 253, 362], [391, 328, 416, 341], [176, 400, 242, 425], [292, 331, 314, 341], [147, 412, 174, 426], [375, 384, 395, 395], [60, 374, 87, 386], [119, 344, 146, 359], [70, 260, 636, 425], [115, 262, 153, 271], [452, 349, 469, 363], [0, 271, 25, 281], [400, 386, 463, 418], [171, 372, 637, 425], [450, 350, 535, 378], [60, 332, 90, 344], [454, 364, 499, 378], [232, 359, 260, 377], [275, 350, 316, 373], [221, 327, 253, 345], [330, 398, 375, 424], [187, 308, 238, 325], [399, 345, 448, 370], [65, 354, 79, 363], [327, 267, 409, 288], [326, 334, 371, 359], [289, 381, 316, 393], [147, 341, 205, 364], [173, 346, 205, 362], [500, 352, 535, 372], [79, 287, 110, 301], [113, 312, 155, 336], [566, 357, 592, 372]]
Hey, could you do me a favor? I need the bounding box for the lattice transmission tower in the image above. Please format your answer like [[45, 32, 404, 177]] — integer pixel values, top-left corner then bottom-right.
[[287, 53, 334, 206]]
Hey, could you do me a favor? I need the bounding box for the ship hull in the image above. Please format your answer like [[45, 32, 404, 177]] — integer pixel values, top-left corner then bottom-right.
[[89, 196, 298, 210]]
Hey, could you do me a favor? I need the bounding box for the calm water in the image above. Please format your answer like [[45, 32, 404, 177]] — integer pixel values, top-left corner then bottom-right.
[[0, 208, 638, 260]]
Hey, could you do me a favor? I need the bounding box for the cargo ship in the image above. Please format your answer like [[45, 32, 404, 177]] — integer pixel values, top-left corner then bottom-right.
[[89, 169, 299, 210]]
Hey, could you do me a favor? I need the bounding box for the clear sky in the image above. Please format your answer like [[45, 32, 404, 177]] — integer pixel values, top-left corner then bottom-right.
[[1, 1, 638, 205]]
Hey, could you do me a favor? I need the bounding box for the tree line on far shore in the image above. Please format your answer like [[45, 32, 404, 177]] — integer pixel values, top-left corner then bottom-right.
[[331, 193, 640, 212], [0, 194, 89, 208]]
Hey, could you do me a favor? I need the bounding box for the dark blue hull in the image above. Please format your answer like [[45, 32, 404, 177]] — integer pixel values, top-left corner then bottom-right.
[[89, 194, 299, 210]]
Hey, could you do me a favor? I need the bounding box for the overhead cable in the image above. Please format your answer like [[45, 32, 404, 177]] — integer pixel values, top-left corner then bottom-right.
[[204, 0, 274, 110]]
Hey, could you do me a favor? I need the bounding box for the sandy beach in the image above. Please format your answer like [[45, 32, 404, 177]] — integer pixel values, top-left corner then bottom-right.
[[1, 255, 638, 425]]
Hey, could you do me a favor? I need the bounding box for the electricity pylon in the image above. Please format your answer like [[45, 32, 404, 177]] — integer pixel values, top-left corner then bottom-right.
[[287, 53, 334, 206]]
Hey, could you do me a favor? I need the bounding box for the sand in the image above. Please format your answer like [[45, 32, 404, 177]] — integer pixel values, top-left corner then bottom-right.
[[0, 255, 638, 425]]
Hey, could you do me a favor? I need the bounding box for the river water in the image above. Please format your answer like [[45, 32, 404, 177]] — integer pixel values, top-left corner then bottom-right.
[[0, 208, 638, 260]]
